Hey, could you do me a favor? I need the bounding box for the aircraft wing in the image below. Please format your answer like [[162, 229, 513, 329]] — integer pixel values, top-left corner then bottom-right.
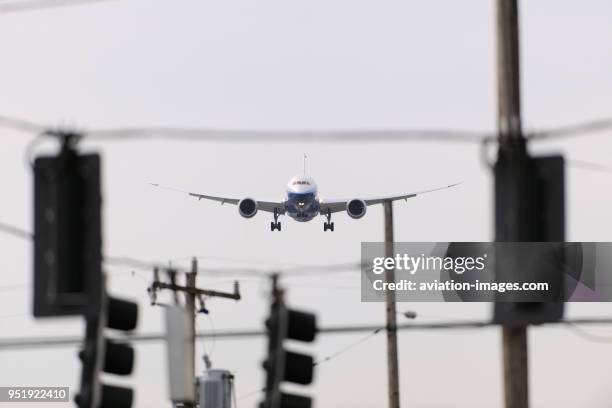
[[149, 183, 286, 214], [319, 182, 461, 214]]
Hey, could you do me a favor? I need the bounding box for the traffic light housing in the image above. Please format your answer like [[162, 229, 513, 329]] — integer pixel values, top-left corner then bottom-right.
[[76, 286, 138, 408], [261, 284, 317, 408], [32, 137, 138, 407], [493, 155, 566, 325], [33, 147, 102, 317]]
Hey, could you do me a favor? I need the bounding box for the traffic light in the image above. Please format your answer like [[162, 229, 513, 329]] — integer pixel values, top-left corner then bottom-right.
[[32, 135, 138, 407], [493, 155, 566, 325], [76, 285, 138, 408], [261, 280, 317, 408], [33, 139, 102, 317]]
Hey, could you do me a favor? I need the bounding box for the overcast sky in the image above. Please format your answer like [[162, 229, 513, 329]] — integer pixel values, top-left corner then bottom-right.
[[1, 1, 612, 407]]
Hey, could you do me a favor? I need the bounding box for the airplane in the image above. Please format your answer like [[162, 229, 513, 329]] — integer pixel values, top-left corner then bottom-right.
[[150, 172, 460, 232]]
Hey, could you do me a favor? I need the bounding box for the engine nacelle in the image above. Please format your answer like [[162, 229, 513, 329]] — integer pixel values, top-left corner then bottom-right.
[[346, 199, 367, 219], [238, 198, 258, 218]]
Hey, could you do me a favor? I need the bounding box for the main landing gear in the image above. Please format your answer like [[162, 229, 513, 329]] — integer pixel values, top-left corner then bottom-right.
[[271, 208, 281, 231], [323, 209, 334, 232]]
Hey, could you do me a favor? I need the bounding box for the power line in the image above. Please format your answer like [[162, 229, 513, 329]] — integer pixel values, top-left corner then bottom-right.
[[563, 321, 612, 343], [170, 255, 302, 268], [0, 322, 488, 350], [195, 316, 215, 366], [567, 159, 612, 174], [281, 262, 363, 276], [72, 118, 612, 144], [3, 114, 612, 144], [103, 252, 363, 277], [0, 221, 366, 279], [313, 328, 382, 367], [3, 318, 612, 351], [84, 127, 490, 144], [527, 117, 612, 141], [0, 0, 116, 14], [0, 222, 266, 278], [0, 117, 489, 143], [0, 115, 44, 133], [235, 314, 378, 407], [230, 278, 360, 292], [0, 225, 294, 277], [237, 387, 266, 402], [0, 222, 32, 240], [0, 225, 258, 275]]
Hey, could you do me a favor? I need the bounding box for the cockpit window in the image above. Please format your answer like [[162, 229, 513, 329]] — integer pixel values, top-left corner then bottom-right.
[[292, 180, 311, 185], [288, 192, 315, 202]]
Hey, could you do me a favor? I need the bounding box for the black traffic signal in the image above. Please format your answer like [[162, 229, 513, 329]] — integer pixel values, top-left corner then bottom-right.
[[33, 142, 102, 317], [76, 286, 138, 408], [261, 280, 317, 408], [32, 136, 138, 407], [494, 155, 566, 325]]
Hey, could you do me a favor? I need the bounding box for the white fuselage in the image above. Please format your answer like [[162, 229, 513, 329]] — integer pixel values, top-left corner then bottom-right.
[[285, 175, 320, 222]]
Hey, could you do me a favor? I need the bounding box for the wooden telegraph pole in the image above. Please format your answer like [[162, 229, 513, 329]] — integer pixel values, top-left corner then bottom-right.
[[495, 1, 529, 407], [148, 258, 241, 406], [183, 258, 198, 408], [384, 202, 400, 408]]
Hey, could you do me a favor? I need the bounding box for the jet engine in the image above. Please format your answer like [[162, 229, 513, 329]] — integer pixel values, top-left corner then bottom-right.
[[346, 199, 367, 219], [238, 198, 258, 218]]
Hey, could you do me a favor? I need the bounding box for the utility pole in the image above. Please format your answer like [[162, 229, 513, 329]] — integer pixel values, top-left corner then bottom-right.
[[148, 259, 241, 407], [183, 258, 198, 408], [495, 1, 528, 408], [383, 202, 400, 408]]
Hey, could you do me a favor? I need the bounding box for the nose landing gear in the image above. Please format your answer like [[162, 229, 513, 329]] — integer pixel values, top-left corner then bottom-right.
[[323, 208, 334, 232], [271, 208, 281, 231]]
